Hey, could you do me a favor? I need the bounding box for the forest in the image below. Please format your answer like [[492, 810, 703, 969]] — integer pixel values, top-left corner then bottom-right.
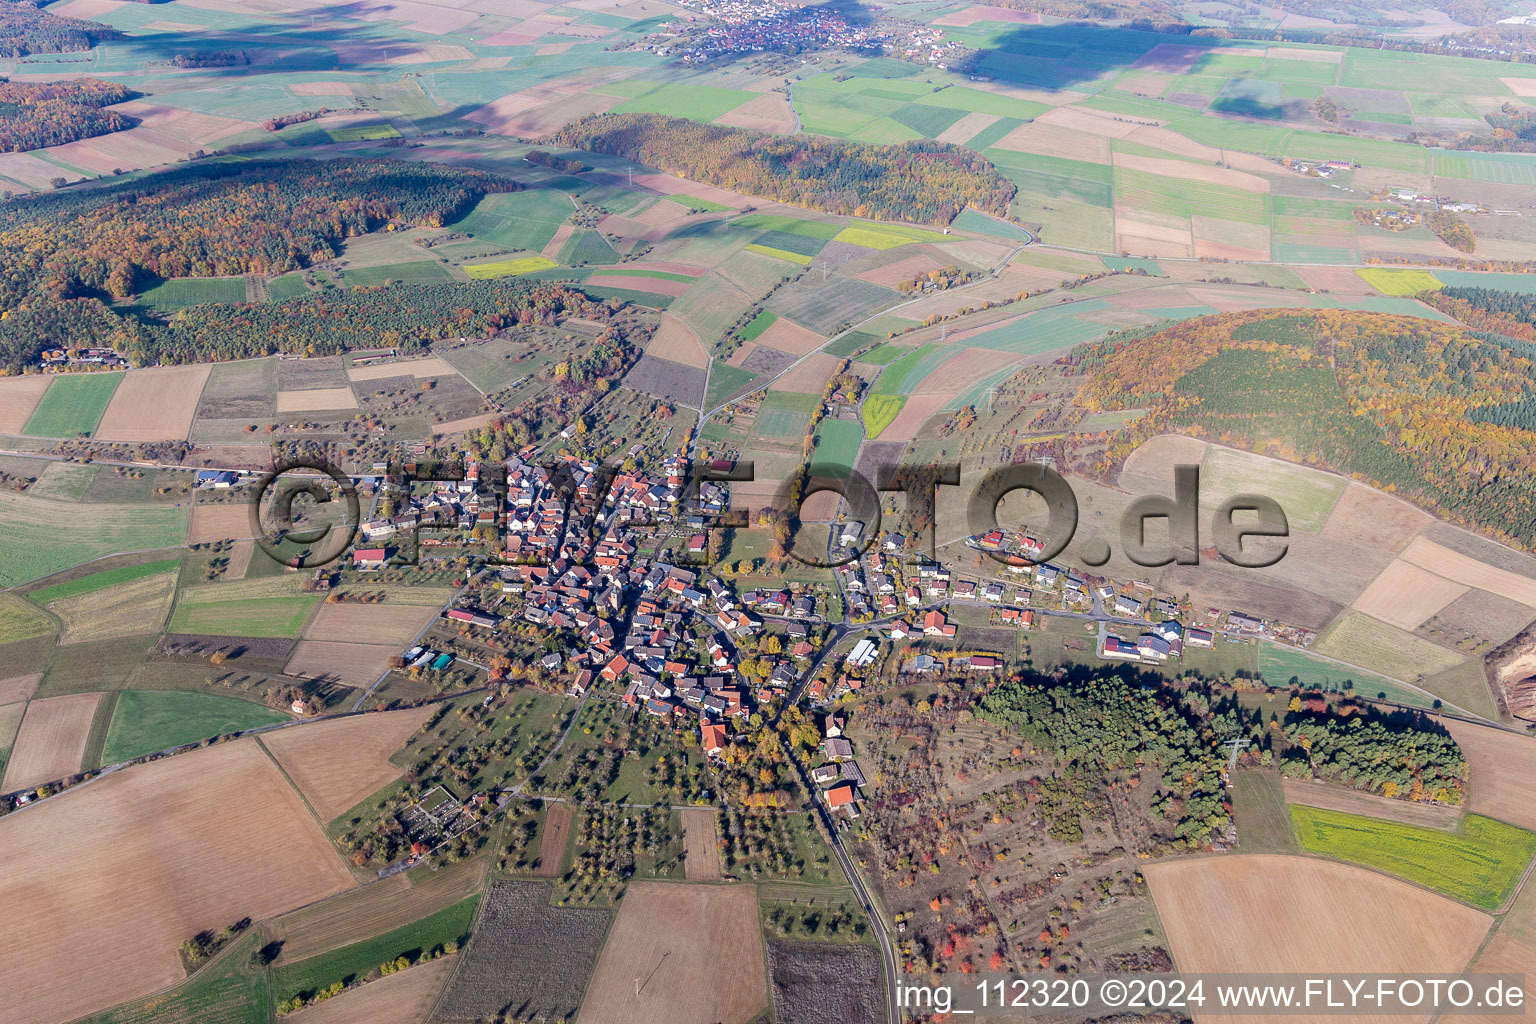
[[552, 112, 1016, 225], [1276, 707, 1466, 803], [0, 76, 131, 153], [1076, 307, 1536, 548], [976, 672, 1230, 848], [0, 158, 518, 371], [0, 0, 120, 57]]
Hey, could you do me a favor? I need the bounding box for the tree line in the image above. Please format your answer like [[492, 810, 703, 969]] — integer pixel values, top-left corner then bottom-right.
[[0, 1, 121, 58], [552, 112, 1016, 226]]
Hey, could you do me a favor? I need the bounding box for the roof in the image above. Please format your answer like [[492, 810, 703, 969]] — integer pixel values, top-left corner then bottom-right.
[[825, 784, 856, 807]]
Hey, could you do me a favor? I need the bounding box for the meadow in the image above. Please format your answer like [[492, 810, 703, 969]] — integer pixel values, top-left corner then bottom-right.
[[101, 690, 288, 764], [1355, 268, 1442, 296], [0, 593, 54, 645], [327, 124, 402, 142], [1257, 644, 1440, 710], [26, 558, 182, 605], [134, 276, 248, 310], [169, 594, 320, 637], [22, 373, 122, 438], [812, 419, 863, 469], [1291, 805, 1536, 909]]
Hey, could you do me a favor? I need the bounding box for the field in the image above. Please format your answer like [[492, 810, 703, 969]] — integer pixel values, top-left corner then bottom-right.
[[134, 277, 247, 309], [1258, 644, 1437, 707], [1199, 445, 1344, 532], [303, 602, 440, 645], [576, 882, 767, 1024], [0, 738, 354, 1024], [101, 690, 287, 764], [1, 692, 101, 792], [22, 372, 122, 438], [1229, 770, 1299, 854], [0, 593, 55, 645], [1350, 560, 1467, 631], [437, 881, 611, 1022], [1398, 535, 1536, 608], [862, 394, 905, 440], [274, 387, 359, 413], [1145, 854, 1491, 1023], [270, 855, 486, 964], [272, 896, 479, 1005], [93, 365, 212, 443], [811, 419, 863, 470], [0, 375, 53, 434], [463, 255, 559, 279], [169, 578, 321, 637], [285, 640, 399, 689], [534, 802, 572, 877], [327, 124, 402, 142], [1313, 611, 1463, 683], [1290, 805, 1536, 909], [189, 503, 257, 544], [1355, 268, 1442, 295], [288, 955, 455, 1024], [0, 492, 188, 587], [49, 570, 177, 645], [680, 806, 721, 881], [1442, 720, 1536, 832], [766, 941, 885, 1024], [259, 706, 432, 822]]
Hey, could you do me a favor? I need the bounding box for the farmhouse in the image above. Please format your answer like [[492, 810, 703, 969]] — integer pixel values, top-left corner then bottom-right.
[[354, 547, 389, 569]]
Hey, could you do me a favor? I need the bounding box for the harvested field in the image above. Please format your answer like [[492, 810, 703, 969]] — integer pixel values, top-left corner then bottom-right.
[[346, 356, 457, 382], [432, 413, 497, 436], [533, 801, 571, 877], [680, 806, 721, 881], [0, 375, 52, 435], [772, 352, 842, 395], [881, 392, 947, 441], [993, 121, 1112, 162], [1442, 720, 1536, 832], [0, 738, 354, 1024], [1350, 560, 1468, 631], [0, 672, 41, 705], [281, 644, 393, 684], [50, 570, 177, 645], [1145, 855, 1490, 1024], [588, 274, 691, 297], [938, 111, 1000, 145], [767, 941, 885, 1024], [438, 881, 611, 1022], [0, 700, 22, 750], [93, 365, 211, 443], [1117, 153, 1268, 192], [1319, 482, 1428, 551], [1, 692, 101, 792], [1315, 610, 1463, 680], [275, 388, 359, 413], [189, 502, 257, 544], [287, 954, 455, 1024], [715, 91, 795, 134], [303, 602, 439, 646], [645, 314, 710, 369], [259, 705, 432, 822], [1280, 778, 1462, 830], [854, 252, 942, 289], [577, 882, 766, 1024], [1036, 105, 1146, 139], [1399, 535, 1536, 608], [270, 855, 487, 963], [225, 539, 254, 580]]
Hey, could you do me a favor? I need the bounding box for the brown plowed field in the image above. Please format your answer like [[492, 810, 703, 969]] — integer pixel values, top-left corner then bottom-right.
[[576, 882, 766, 1024], [285, 640, 400, 689], [189, 502, 258, 544], [0, 672, 41, 705], [287, 955, 456, 1024], [94, 364, 212, 442], [533, 802, 571, 877], [0, 375, 52, 434], [259, 706, 433, 822], [680, 807, 721, 881], [1145, 854, 1491, 1024], [1442, 720, 1536, 832], [0, 692, 101, 792], [0, 738, 353, 1024]]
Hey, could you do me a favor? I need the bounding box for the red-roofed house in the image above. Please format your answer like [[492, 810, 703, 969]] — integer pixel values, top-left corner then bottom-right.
[[700, 723, 727, 756]]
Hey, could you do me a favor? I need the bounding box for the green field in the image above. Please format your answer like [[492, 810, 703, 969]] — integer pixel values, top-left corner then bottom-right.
[[168, 593, 319, 637], [745, 243, 813, 266], [27, 558, 182, 604], [811, 418, 864, 468], [22, 373, 123, 438], [341, 261, 453, 286], [272, 896, 480, 1004], [862, 394, 906, 440], [463, 255, 559, 279], [101, 690, 288, 764], [268, 272, 311, 300], [453, 190, 572, 251], [672, 194, 732, 212], [754, 390, 817, 439], [0, 493, 188, 588], [1257, 643, 1444, 709], [733, 214, 842, 239], [135, 276, 248, 309], [1355, 268, 1442, 296], [739, 310, 778, 341], [609, 82, 754, 121], [1291, 805, 1536, 909], [327, 123, 401, 142], [869, 343, 938, 397], [83, 930, 268, 1024], [833, 223, 950, 250]]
